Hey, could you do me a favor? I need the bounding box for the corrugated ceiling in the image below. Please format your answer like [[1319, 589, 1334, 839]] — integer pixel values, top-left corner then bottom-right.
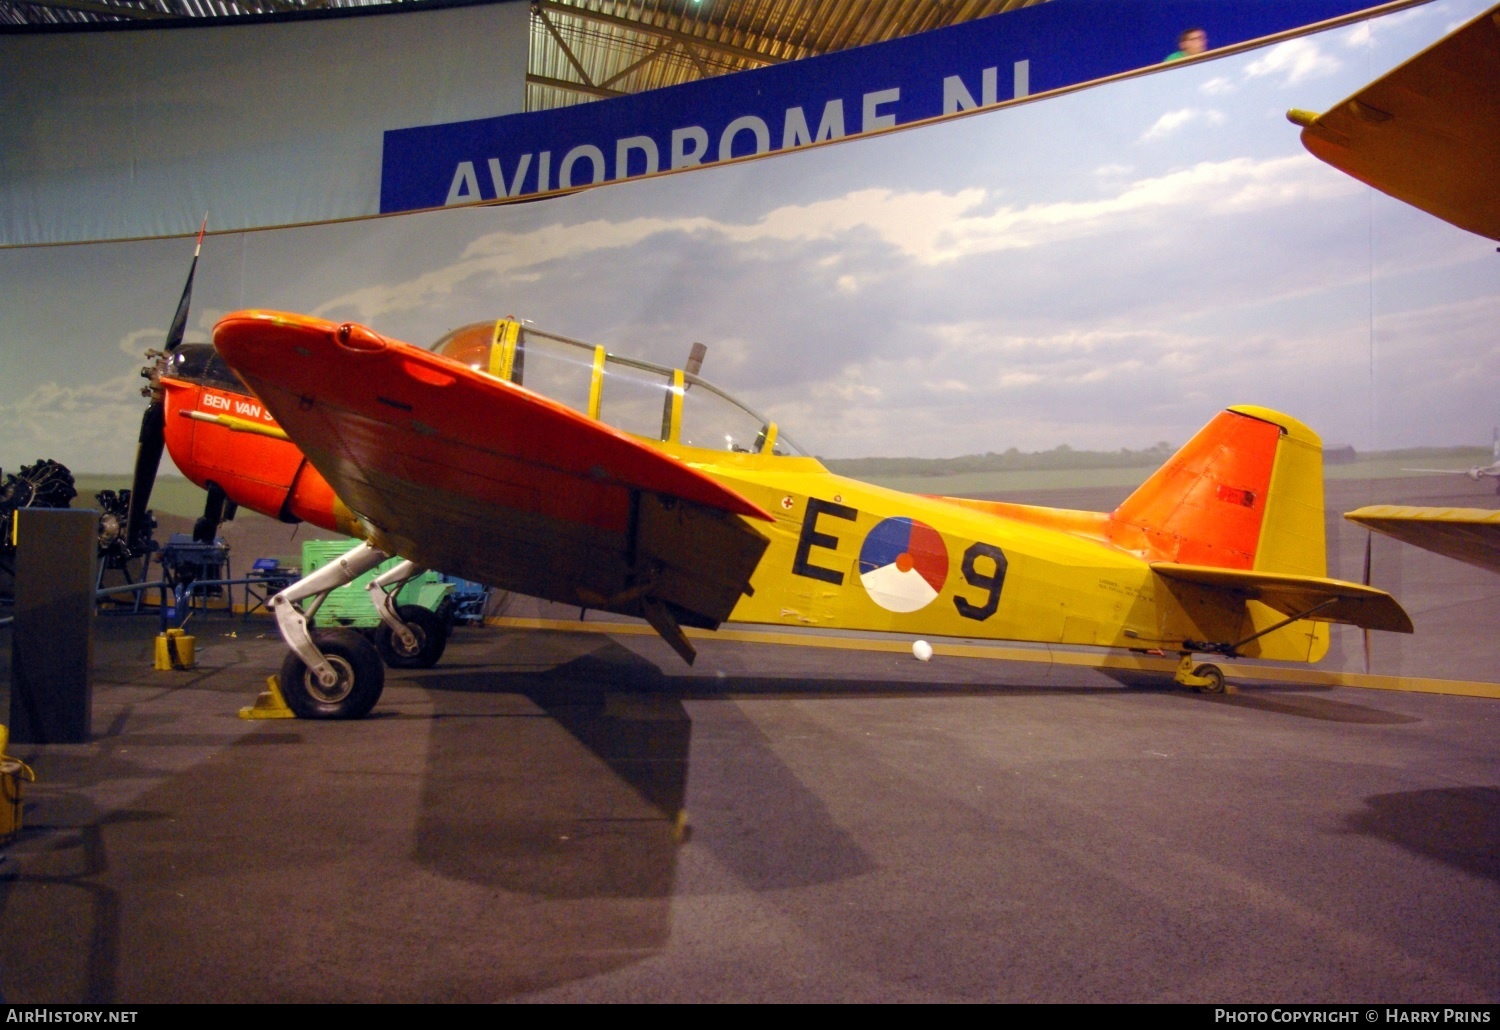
[[0, 0, 1051, 110]]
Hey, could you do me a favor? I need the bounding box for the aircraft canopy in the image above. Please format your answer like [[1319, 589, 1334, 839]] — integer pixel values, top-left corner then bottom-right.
[[430, 319, 805, 458]]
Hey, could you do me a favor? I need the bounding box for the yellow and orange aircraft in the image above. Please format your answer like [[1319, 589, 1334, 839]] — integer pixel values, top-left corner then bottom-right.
[[153, 309, 1414, 719]]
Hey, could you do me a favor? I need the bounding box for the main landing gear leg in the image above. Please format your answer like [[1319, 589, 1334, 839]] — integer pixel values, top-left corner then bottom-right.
[[268, 540, 390, 719], [1173, 654, 1226, 694], [367, 560, 449, 669]]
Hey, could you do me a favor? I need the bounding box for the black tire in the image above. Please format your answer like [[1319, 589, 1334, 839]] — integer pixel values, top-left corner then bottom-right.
[[278, 628, 385, 719], [1193, 663, 1226, 694], [373, 604, 448, 669]]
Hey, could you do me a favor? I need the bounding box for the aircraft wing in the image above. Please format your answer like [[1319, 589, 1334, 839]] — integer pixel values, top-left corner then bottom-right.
[[1291, 4, 1500, 241], [1151, 563, 1414, 633], [213, 311, 773, 661], [1345, 505, 1500, 575]]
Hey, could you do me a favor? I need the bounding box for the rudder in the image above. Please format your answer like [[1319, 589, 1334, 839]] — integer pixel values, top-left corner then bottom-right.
[[1107, 406, 1327, 577]]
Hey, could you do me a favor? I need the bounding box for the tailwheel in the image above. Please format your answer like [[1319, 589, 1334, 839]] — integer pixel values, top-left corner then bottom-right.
[[373, 604, 448, 669], [278, 628, 385, 719], [1192, 663, 1226, 694], [1173, 653, 1228, 693]]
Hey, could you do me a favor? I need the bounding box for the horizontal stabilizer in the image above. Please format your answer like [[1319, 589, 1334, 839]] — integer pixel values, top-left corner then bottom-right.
[[1152, 562, 1413, 634], [1345, 505, 1500, 575]]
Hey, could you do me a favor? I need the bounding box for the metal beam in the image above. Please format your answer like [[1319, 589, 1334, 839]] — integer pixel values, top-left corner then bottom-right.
[[598, 37, 675, 91], [679, 38, 713, 79], [526, 72, 625, 101], [535, 0, 790, 68], [249, 0, 319, 12], [3, 0, 174, 19], [537, 4, 598, 90]]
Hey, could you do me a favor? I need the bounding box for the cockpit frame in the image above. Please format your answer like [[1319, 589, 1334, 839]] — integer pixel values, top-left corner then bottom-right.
[[429, 318, 803, 458]]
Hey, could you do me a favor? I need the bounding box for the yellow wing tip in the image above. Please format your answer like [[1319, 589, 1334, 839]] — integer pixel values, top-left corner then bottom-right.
[[1346, 505, 1500, 524]]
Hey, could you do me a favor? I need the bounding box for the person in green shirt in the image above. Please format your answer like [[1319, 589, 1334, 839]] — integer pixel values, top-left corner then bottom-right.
[[1166, 27, 1208, 62]]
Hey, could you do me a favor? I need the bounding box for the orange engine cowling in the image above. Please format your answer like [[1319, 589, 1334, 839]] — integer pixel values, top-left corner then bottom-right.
[[160, 376, 356, 536]]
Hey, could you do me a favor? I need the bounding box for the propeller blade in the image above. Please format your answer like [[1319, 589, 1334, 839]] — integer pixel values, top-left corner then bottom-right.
[[163, 214, 208, 355], [1362, 531, 1373, 675], [124, 402, 165, 552], [126, 217, 207, 551]]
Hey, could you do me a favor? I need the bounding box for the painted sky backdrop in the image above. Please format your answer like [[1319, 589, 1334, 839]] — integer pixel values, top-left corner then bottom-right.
[[1, 0, 1495, 476]]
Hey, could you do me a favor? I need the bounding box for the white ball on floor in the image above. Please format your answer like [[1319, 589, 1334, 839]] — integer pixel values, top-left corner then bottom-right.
[[912, 639, 933, 662]]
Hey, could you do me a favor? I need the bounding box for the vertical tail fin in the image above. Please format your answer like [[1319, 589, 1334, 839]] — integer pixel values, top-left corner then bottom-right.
[[1107, 406, 1327, 577]]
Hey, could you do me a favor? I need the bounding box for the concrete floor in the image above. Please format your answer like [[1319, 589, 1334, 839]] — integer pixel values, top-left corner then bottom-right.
[[0, 616, 1495, 1003], [1, 470, 1496, 1002]]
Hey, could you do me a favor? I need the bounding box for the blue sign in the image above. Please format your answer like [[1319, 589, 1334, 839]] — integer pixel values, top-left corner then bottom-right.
[[381, 0, 1387, 213]]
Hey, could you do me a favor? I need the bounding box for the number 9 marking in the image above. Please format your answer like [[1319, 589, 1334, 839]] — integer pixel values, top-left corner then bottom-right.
[[954, 542, 1008, 622]]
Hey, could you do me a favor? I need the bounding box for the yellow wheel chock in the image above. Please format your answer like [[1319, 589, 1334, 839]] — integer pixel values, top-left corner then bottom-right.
[[0, 724, 37, 841], [239, 674, 298, 720]]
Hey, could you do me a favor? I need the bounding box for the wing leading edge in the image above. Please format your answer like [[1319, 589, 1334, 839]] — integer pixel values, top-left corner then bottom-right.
[[1345, 505, 1500, 576], [213, 310, 773, 662], [1290, 4, 1500, 241]]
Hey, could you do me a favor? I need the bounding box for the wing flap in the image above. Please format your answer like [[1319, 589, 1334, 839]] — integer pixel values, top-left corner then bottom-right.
[[1152, 562, 1414, 634], [1345, 505, 1500, 575]]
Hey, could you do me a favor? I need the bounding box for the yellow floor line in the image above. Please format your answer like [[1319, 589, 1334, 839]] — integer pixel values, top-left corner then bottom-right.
[[485, 616, 1500, 699]]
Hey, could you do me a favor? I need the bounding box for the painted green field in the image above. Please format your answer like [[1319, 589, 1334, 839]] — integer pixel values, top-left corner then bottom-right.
[[70, 475, 212, 518], [59, 446, 1491, 514], [833, 448, 1493, 497]]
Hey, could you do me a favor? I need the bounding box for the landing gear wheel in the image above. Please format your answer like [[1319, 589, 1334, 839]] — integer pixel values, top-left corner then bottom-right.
[[374, 604, 448, 669], [1193, 663, 1226, 694], [278, 629, 385, 719]]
